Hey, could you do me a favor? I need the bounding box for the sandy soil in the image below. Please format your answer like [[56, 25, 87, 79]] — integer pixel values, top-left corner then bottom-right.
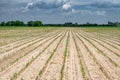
[[75, 33, 108, 80], [0, 31, 60, 71], [63, 31, 83, 80], [0, 32, 63, 80], [16, 32, 65, 80], [0, 28, 119, 80], [77, 33, 120, 80], [39, 32, 68, 80]]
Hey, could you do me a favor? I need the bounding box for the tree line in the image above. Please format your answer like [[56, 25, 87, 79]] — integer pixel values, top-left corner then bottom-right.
[[0, 20, 43, 27], [44, 22, 120, 27], [0, 20, 120, 27]]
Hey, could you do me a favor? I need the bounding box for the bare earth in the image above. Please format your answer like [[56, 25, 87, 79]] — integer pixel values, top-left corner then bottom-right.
[[0, 27, 120, 80]]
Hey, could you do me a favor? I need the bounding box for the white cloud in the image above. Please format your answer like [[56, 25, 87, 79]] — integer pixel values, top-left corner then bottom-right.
[[22, 2, 33, 12], [27, 2, 33, 8], [62, 4, 71, 10]]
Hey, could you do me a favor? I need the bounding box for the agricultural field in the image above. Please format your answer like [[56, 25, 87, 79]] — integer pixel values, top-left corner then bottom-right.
[[0, 27, 120, 80]]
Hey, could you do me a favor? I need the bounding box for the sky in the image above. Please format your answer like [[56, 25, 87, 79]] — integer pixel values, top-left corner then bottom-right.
[[0, 0, 120, 24]]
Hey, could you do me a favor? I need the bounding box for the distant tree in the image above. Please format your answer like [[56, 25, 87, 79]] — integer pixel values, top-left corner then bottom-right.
[[4, 21, 24, 26], [14, 21, 19, 26], [114, 21, 120, 26], [33, 21, 42, 26], [86, 22, 90, 25], [75, 22, 78, 25], [0, 21, 24, 26], [27, 21, 34, 26], [11, 21, 14, 26], [27, 21, 42, 27], [0, 22, 6, 26], [64, 22, 73, 26], [108, 21, 114, 26], [6, 21, 11, 26], [19, 21, 24, 26]]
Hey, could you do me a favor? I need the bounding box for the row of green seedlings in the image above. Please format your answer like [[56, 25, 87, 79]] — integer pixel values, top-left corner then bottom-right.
[[75, 32, 112, 80], [0, 31, 60, 72], [84, 32, 120, 57], [10, 32, 63, 80], [77, 32, 119, 67], [60, 32, 69, 80], [97, 38, 120, 52], [0, 29, 56, 53], [0, 32, 45, 53], [9, 32, 64, 80], [35, 32, 66, 80], [0, 38, 39, 59], [0, 33, 45, 61], [93, 33, 120, 45], [72, 32, 90, 80], [81, 32, 120, 57], [0, 30, 55, 53], [92, 33, 120, 49]]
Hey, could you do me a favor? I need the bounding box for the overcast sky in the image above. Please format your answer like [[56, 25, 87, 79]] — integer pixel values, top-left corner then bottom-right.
[[0, 0, 120, 24]]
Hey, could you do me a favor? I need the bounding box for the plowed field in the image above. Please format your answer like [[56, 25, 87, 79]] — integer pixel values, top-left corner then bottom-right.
[[0, 27, 120, 80]]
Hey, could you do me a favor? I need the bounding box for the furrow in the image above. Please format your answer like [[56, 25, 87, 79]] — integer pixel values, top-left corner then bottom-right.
[[82, 32, 120, 53], [0, 31, 60, 72], [62, 31, 83, 80], [76, 32, 120, 80], [78, 32, 120, 67], [72, 31, 91, 80], [39, 32, 68, 80], [0, 31, 59, 61], [0, 32, 63, 80], [75, 32, 108, 80], [60, 31, 69, 80], [35, 32, 66, 80], [0, 32, 45, 53]]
